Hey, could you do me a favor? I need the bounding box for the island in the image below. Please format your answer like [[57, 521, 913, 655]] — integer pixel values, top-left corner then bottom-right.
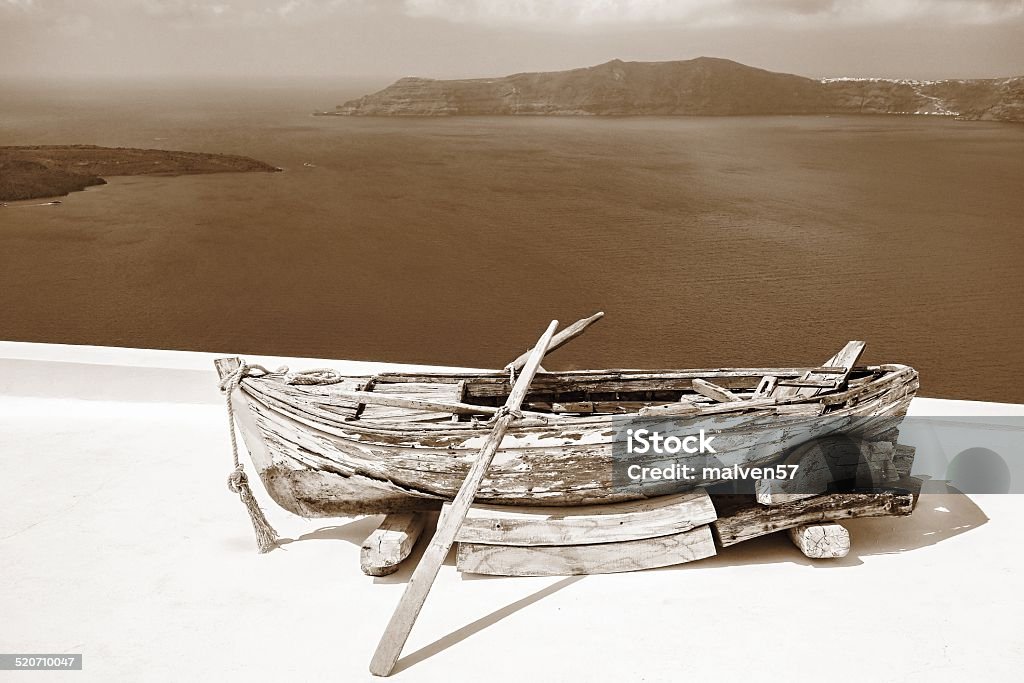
[[0, 145, 281, 202], [320, 57, 1024, 122]]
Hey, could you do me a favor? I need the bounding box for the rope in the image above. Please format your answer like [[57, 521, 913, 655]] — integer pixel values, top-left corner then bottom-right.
[[217, 361, 345, 553], [286, 368, 343, 385], [218, 360, 286, 554], [492, 405, 524, 421]]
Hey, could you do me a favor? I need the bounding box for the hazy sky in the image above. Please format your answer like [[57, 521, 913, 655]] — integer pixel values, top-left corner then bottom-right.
[[2, 0, 1023, 80]]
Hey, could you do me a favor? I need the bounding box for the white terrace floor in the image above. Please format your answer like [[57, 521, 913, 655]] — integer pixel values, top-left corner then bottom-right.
[[1, 341, 1022, 682]]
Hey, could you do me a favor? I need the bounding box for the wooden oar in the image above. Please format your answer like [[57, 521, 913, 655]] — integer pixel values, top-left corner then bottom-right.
[[369, 319, 560, 677], [504, 311, 603, 372]]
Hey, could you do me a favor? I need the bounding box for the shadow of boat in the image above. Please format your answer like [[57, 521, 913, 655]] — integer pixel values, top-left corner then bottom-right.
[[689, 483, 987, 570], [286, 480, 987, 673]]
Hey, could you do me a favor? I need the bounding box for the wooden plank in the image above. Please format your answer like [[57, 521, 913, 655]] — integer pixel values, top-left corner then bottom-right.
[[445, 490, 716, 546], [637, 399, 701, 417], [506, 311, 604, 372], [711, 490, 914, 547], [344, 389, 503, 416], [379, 368, 831, 384], [637, 395, 823, 418], [788, 523, 850, 559], [456, 525, 717, 576], [361, 382, 467, 423], [819, 367, 916, 406], [753, 376, 777, 399], [369, 320, 559, 678], [546, 400, 660, 414], [700, 399, 822, 417], [360, 513, 427, 577], [251, 378, 501, 418], [691, 378, 742, 403], [460, 369, 817, 398], [776, 379, 838, 389], [775, 341, 866, 399], [770, 404, 825, 416]]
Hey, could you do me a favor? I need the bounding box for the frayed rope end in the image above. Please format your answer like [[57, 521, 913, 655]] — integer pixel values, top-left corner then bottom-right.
[[228, 466, 279, 554]]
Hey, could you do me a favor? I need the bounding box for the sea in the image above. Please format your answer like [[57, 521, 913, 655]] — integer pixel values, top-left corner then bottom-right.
[[2, 79, 1022, 401]]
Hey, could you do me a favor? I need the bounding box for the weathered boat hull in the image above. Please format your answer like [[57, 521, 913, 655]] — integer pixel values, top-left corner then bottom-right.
[[217, 360, 918, 517]]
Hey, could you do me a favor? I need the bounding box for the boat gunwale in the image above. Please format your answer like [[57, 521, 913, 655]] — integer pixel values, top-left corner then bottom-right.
[[239, 363, 918, 436]]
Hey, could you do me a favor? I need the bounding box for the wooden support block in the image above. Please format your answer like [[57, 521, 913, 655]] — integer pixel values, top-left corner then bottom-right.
[[788, 523, 851, 559], [456, 525, 717, 576], [360, 512, 427, 577], [755, 438, 901, 507], [893, 444, 916, 479], [850, 442, 900, 487], [447, 489, 717, 546], [711, 490, 914, 547], [691, 378, 742, 403]]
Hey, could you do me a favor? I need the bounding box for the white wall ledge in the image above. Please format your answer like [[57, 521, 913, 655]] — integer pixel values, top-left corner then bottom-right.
[[2, 341, 1021, 415]]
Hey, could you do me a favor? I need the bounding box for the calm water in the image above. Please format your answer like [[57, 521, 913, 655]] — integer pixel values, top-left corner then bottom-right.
[[2, 80, 1023, 401]]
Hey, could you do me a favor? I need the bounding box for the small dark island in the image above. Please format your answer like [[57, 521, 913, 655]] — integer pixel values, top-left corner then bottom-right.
[[0, 145, 281, 202]]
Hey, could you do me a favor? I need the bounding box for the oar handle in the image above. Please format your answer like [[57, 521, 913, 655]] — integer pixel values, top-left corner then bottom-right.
[[505, 312, 603, 372]]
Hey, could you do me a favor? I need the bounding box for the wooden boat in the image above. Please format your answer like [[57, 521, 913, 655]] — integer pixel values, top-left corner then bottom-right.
[[215, 335, 918, 518]]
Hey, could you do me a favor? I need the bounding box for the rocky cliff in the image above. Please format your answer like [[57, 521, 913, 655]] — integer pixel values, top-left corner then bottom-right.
[[325, 57, 1024, 123]]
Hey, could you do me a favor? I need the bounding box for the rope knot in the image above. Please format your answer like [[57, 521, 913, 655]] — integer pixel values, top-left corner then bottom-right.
[[218, 361, 288, 394], [493, 406, 524, 421], [227, 464, 248, 493]]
